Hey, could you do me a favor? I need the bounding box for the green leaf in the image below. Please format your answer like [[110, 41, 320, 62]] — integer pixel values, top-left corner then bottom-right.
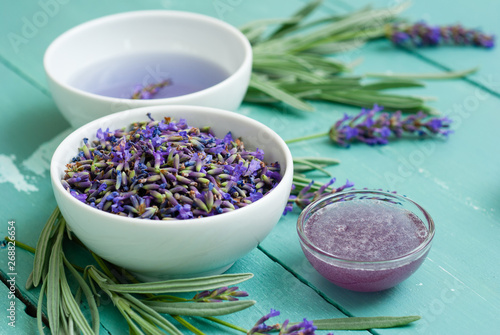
[[126, 307, 167, 335], [144, 300, 256, 317], [240, 17, 299, 43], [124, 293, 183, 335], [115, 298, 146, 335], [306, 39, 366, 55], [46, 219, 66, 335], [136, 311, 184, 335], [171, 315, 206, 335], [63, 256, 100, 334], [101, 273, 254, 294], [59, 299, 70, 335], [33, 207, 60, 287], [279, 79, 362, 93], [37, 277, 48, 335], [25, 271, 33, 290], [59, 263, 95, 335], [362, 79, 425, 90], [249, 74, 315, 111], [306, 315, 421, 330], [268, 0, 323, 39], [295, 157, 340, 165], [293, 156, 340, 173], [317, 91, 430, 113], [293, 158, 332, 176], [254, 67, 328, 83]]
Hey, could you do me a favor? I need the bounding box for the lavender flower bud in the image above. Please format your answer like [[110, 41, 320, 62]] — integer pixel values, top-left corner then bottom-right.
[[329, 105, 452, 147], [388, 21, 494, 48]]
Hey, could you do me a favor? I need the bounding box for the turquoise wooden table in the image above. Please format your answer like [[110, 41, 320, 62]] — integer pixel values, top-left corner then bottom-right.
[[1, 1, 500, 334]]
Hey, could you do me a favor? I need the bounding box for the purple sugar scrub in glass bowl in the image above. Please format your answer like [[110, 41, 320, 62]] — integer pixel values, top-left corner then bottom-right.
[[297, 190, 435, 292]]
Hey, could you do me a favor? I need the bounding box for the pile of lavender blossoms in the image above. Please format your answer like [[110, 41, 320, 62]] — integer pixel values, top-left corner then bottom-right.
[[62, 115, 281, 220]]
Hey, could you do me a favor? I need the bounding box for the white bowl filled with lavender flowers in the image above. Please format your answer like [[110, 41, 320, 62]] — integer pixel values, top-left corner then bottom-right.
[[44, 10, 252, 128], [50, 105, 293, 281]]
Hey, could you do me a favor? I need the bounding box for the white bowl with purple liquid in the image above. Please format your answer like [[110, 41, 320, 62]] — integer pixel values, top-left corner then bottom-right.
[[297, 190, 435, 292], [44, 10, 252, 128], [50, 105, 293, 280]]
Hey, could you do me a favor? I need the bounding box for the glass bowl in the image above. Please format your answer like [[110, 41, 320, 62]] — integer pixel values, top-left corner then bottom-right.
[[297, 190, 435, 292]]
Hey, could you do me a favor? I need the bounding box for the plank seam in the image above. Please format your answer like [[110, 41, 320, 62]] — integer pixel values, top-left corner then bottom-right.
[[395, 47, 500, 99], [101, 322, 113, 335], [257, 245, 384, 335], [0, 54, 51, 97], [0, 269, 50, 330]]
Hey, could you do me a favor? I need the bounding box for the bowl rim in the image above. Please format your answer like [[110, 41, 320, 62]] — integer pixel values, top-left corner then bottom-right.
[[43, 10, 252, 104], [297, 189, 435, 266], [50, 105, 293, 227]]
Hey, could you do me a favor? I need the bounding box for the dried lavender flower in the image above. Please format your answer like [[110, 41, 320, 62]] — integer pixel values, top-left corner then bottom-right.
[[62, 115, 281, 220], [329, 105, 452, 147], [130, 79, 171, 99], [388, 21, 495, 48], [247, 309, 333, 335], [248, 309, 281, 334], [192, 286, 249, 302], [279, 318, 323, 335]]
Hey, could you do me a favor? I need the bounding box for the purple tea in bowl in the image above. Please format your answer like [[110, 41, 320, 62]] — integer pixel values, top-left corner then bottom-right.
[[297, 190, 435, 292]]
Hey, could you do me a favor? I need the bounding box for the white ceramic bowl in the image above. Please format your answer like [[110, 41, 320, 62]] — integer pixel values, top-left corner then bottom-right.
[[51, 105, 293, 280], [44, 11, 252, 128]]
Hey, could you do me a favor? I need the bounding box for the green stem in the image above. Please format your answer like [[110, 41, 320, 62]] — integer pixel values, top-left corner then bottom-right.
[[203, 316, 248, 333], [145, 295, 189, 302], [285, 132, 328, 144], [172, 315, 205, 335], [4, 236, 36, 253], [365, 67, 478, 80], [293, 158, 331, 176], [91, 251, 116, 281]]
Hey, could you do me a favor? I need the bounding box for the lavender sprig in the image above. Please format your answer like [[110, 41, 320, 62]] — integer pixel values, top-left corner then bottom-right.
[[192, 286, 249, 302], [285, 178, 354, 215], [388, 21, 495, 48], [130, 79, 171, 99], [248, 308, 281, 334], [248, 309, 333, 335], [329, 105, 452, 146]]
